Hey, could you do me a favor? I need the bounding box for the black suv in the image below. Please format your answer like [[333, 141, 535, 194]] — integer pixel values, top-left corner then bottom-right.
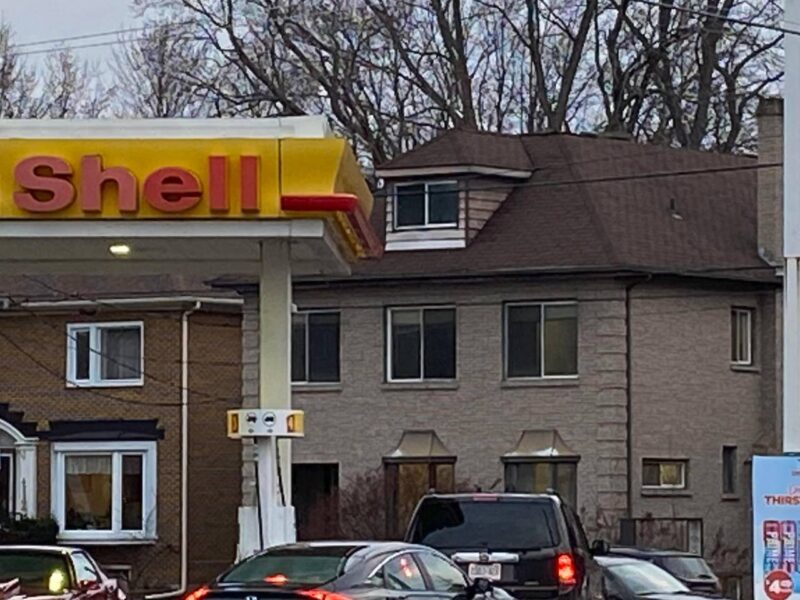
[[405, 493, 608, 600]]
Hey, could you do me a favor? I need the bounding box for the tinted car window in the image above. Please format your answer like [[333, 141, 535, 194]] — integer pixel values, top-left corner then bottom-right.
[[609, 562, 689, 595], [0, 551, 72, 595], [384, 554, 427, 591], [659, 557, 714, 579], [417, 553, 468, 593], [409, 498, 560, 550], [221, 546, 355, 587]]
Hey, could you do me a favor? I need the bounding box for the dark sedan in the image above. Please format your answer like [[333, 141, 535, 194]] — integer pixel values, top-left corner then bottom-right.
[[598, 556, 717, 600], [607, 548, 720, 597], [186, 542, 509, 600]]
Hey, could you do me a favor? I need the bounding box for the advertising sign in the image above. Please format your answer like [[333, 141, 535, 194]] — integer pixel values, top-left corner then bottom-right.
[[753, 456, 800, 600]]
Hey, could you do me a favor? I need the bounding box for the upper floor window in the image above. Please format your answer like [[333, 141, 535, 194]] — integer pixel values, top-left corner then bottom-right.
[[394, 182, 459, 230], [292, 311, 340, 384], [504, 302, 577, 379], [731, 307, 754, 366], [387, 307, 456, 381], [66, 322, 143, 387]]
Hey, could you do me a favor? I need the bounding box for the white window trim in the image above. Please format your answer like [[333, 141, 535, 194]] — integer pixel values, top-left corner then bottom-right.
[[291, 309, 341, 385], [503, 301, 579, 380], [66, 321, 144, 388], [642, 459, 687, 490], [51, 440, 157, 543], [731, 308, 754, 366], [386, 306, 457, 383], [393, 180, 459, 231]]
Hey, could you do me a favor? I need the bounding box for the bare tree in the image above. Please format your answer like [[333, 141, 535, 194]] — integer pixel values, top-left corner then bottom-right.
[[112, 21, 211, 117], [0, 23, 40, 118], [39, 50, 111, 118], [129, 0, 784, 160]]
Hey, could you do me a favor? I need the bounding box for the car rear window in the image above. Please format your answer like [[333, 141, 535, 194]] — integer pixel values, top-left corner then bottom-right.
[[659, 557, 714, 580], [220, 546, 359, 587], [408, 497, 560, 550], [0, 551, 71, 595]]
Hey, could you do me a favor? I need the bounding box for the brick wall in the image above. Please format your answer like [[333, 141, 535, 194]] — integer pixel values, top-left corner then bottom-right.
[[0, 307, 241, 594]]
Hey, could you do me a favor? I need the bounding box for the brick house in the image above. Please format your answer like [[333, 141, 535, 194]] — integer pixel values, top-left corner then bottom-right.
[[0, 276, 243, 595], [225, 103, 784, 599]]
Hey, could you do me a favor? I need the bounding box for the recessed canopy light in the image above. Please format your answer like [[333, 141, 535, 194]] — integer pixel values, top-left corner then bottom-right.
[[109, 243, 131, 257]]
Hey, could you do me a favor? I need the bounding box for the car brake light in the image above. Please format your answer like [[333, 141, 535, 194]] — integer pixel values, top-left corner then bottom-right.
[[557, 554, 577, 586], [185, 586, 209, 600], [265, 574, 288, 585], [299, 589, 351, 600]]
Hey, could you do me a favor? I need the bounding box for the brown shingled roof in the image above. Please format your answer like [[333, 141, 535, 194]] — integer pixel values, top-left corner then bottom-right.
[[348, 131, 772, 282]]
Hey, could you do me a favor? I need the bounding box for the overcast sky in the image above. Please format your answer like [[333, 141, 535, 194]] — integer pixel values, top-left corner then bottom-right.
[[1, 0, 138, 70]]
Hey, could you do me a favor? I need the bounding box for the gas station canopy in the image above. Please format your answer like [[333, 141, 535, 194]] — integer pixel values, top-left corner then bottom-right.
[[0, 117, 380, 276]]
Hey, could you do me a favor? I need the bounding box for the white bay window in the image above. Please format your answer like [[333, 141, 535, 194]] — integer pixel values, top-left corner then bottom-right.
[[51, 441, 156, 542]]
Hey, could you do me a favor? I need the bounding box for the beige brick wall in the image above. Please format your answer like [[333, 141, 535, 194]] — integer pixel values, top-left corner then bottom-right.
[[238, 275, 776, 590]]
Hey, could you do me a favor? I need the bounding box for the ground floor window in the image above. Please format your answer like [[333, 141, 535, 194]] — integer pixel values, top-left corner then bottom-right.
[[51, 441, 156, 542], [0, 452, 12, 522], [292, 463, 339, 540], [504, 461, 578, 507], [384, 461, 455, 538]]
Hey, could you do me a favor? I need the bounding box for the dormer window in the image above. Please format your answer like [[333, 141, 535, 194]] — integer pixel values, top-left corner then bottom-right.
[[394, 181, 459, 230]]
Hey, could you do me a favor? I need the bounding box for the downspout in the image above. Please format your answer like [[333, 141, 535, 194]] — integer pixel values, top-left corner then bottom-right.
[[146, 301, 201, 600], [625, 276, 650, 520]]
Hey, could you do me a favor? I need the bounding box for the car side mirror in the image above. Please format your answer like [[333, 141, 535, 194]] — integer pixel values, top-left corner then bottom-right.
[[591, 540, 610, 556], [78, 579, 101, 593], [467, 578, 493, 599]]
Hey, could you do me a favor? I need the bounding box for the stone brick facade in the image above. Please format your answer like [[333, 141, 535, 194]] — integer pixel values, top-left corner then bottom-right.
[[238, 273, 778, 595], [0, 307, 242, 595]]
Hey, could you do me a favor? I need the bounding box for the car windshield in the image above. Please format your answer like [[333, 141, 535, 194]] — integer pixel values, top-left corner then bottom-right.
[[659, 557, 714, 580], [0, 551, 72, 595], [610, 562, 691, 596], [408, 498, 560, 550], [220, 546, 357, 588]]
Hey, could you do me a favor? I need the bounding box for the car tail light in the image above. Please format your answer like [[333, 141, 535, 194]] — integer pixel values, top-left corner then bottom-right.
[[299, 589, 351, 600], [472, 493, 499, 501], [265, 575, 288, 586], [557, 554, 577, 586], [185, 587, 210, 600]]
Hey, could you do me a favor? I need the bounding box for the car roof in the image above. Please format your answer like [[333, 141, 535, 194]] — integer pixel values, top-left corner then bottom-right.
[[258, 541, 432, 556], [597, 555, 651, 567], [0, 545, 80, 555], [610, 546, 703, 559], [420, 493, 559, 501]]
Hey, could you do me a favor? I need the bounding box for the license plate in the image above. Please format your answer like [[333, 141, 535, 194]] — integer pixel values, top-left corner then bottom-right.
[[468, 563, 502, 581]]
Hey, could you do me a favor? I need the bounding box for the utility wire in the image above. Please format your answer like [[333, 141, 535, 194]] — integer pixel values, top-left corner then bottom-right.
[[11, 22, 193, 50], [633, 0, 793, 36]]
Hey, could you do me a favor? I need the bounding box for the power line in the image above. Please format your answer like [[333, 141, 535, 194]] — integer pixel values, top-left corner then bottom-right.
[[633, 0, 793, 36], [16, 37, 148, 58], [12, 24, 177, 50]]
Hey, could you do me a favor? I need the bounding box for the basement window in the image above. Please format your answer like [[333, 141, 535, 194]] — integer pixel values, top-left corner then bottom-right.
[[66, 322, 143, 387]]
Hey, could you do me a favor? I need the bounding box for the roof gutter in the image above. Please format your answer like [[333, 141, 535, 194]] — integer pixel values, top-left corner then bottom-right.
[[4, 296, 242, 312]]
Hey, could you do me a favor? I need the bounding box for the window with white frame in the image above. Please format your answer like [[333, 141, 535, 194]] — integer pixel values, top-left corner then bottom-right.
[[504, 302, 578, 379], [642, 459, 687, 490], [67, 322, 143, 387], [291, 311, 340, 384], [51, 441, 156, 541], [394, 182, 459, 229], [387, 307, 456, 381], [731, 308, 754, 366]]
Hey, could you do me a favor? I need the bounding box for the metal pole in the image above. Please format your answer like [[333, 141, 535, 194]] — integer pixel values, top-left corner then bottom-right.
[[257, 239, 295, 546], [786, 0, 800, 452]]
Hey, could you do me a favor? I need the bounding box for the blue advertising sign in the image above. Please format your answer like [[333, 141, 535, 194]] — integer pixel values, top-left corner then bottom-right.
[[753, 456, 800, 600]]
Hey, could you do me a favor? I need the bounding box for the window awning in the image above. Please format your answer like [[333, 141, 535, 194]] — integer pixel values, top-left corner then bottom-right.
[[383, 429, 455, 463], [502, 429, 580, 462]]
